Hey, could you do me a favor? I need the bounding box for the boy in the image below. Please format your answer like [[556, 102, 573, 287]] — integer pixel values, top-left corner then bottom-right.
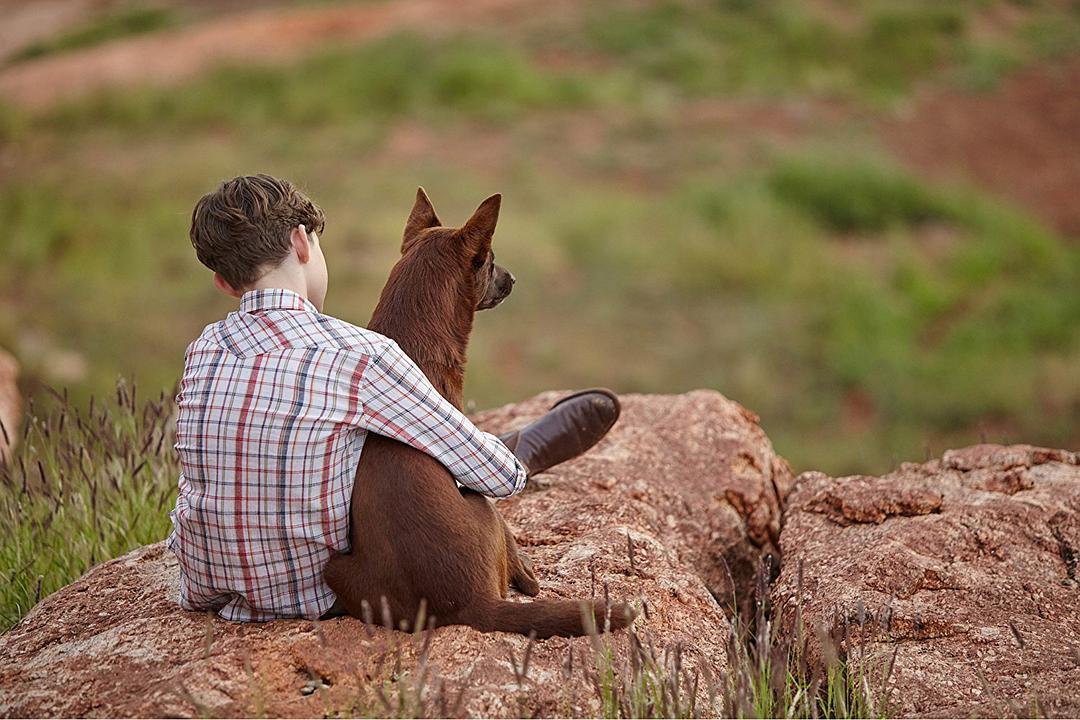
[[167, 174, 619, 621]]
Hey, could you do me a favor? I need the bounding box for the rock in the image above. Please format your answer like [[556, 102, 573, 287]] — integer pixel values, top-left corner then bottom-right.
[[772, 444, 1080, 718], [0, 348, 20, 464], [477, 389, 794, 615], [0, 390, 791, 718]]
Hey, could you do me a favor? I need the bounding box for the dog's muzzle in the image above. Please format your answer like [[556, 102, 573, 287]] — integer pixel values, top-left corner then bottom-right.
[[479, 267, 515, 310]]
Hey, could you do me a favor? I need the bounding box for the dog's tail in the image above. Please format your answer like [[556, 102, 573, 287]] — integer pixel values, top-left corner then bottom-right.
[[464, 598, 634, 639]]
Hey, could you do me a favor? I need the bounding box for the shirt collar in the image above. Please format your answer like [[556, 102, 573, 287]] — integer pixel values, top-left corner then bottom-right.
[[238, 288, 319, 314]]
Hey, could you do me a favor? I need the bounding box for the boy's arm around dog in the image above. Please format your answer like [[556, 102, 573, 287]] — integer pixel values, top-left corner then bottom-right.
[[350, 338, 527, 498]]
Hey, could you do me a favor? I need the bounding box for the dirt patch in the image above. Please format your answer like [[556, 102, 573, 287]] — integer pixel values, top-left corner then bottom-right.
[[883, 55, 1080, 238], [0, 0, 102, 62], [0, 0, 575, 112], [370, 97, 848, 191]]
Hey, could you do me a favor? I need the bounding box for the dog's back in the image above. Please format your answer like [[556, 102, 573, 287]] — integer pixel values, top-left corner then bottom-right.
[[323, 190, 631, 637]]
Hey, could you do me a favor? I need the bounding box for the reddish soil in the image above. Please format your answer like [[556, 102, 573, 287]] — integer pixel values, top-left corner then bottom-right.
[[370, 97, 849, 192], [0, 0, 572, 111], [884, 56, 1080, 238]]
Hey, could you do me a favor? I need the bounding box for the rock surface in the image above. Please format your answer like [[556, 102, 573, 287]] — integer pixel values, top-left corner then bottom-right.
[[772, 444, 1080, 718], [0, 348, 20, 464], [0, 390, 791, 718]]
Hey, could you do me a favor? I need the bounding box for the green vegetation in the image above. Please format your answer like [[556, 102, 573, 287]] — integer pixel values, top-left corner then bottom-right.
[[580, 1, 966, 102], [575, 0, 1080, 104], [40, 33, 594, 133], [768, 157, 955, 233], [0, 381, 179, 630], [5, 5, 180, 65]]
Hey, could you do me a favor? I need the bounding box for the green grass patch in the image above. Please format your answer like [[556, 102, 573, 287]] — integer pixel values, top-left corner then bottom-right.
[[39, 32, 595, 133], [858, 6, 966, 97], [5, 4, 180, 65], [575, 0, 1080, 102], [583, 1, 848, 98], [797, 165, 1080, 445], [578, 0, 971, 102], [768, 157, 954, 233], [0, 178, 89, 271]]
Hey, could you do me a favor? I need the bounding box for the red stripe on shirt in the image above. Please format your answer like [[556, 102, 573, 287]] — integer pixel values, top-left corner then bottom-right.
[[233, 354, 264, 598]]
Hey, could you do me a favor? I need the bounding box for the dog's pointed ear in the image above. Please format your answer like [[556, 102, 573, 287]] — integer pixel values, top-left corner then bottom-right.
[[461, 193, 501, 249], [402, 187, 441, 253]]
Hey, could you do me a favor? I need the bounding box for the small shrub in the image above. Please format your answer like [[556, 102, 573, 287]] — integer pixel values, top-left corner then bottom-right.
[[769, 158, 954, 233]]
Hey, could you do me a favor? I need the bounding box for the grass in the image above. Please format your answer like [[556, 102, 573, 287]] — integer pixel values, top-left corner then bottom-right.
[[37, 32, 595, 134], [0, 380, 179, 631], [514, 156, 1080, 472], [5, 4, 180, 65], [577, 0, 1080, 104], [579, 1, 933, 102], [804, 167, 1080, 437], [306, 559, 894, 718], [2, 140, 1077, 476]]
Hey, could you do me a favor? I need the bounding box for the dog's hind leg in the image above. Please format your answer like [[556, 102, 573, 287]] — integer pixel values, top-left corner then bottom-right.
[[500, 517, 540, 597]]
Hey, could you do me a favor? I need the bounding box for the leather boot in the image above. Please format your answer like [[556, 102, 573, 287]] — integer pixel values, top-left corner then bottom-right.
[[498, 388, 620, 477]]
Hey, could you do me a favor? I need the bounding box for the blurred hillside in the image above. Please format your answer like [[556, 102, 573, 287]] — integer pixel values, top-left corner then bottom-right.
[[0, 0, 1078, 475]]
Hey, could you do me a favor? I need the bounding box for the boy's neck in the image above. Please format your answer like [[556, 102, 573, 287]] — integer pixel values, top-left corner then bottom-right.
[[248, 270, 318, 311]]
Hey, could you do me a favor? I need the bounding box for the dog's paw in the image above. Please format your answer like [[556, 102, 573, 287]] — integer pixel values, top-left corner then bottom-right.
[[512, 553, 541, 596]]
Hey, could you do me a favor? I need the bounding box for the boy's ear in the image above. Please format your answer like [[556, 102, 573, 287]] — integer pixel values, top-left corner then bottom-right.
[[291, 224, 311, 264], [461, 193, 501, 251], [213, 272, 243, 298], [402, 187, 441, 254]]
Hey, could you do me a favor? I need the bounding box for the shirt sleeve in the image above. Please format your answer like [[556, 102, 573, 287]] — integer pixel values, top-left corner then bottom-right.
[[351, 339, 527, 499]]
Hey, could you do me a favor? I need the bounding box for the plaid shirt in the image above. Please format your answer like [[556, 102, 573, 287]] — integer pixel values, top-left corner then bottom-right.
[[166, 288, 526, 621]]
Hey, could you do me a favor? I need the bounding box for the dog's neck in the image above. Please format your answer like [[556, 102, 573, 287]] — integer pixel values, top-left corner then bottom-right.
[[367, 256, 474, 410]]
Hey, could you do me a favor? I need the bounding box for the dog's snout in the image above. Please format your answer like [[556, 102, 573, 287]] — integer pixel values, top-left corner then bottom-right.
[[478, 264, 515, 310]]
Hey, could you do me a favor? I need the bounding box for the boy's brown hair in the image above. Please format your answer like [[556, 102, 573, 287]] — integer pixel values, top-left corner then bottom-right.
[[190, 174, 325, 289]]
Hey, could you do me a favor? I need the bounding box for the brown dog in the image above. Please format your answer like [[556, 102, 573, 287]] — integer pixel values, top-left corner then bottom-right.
[[323, 189, 632, 637]]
